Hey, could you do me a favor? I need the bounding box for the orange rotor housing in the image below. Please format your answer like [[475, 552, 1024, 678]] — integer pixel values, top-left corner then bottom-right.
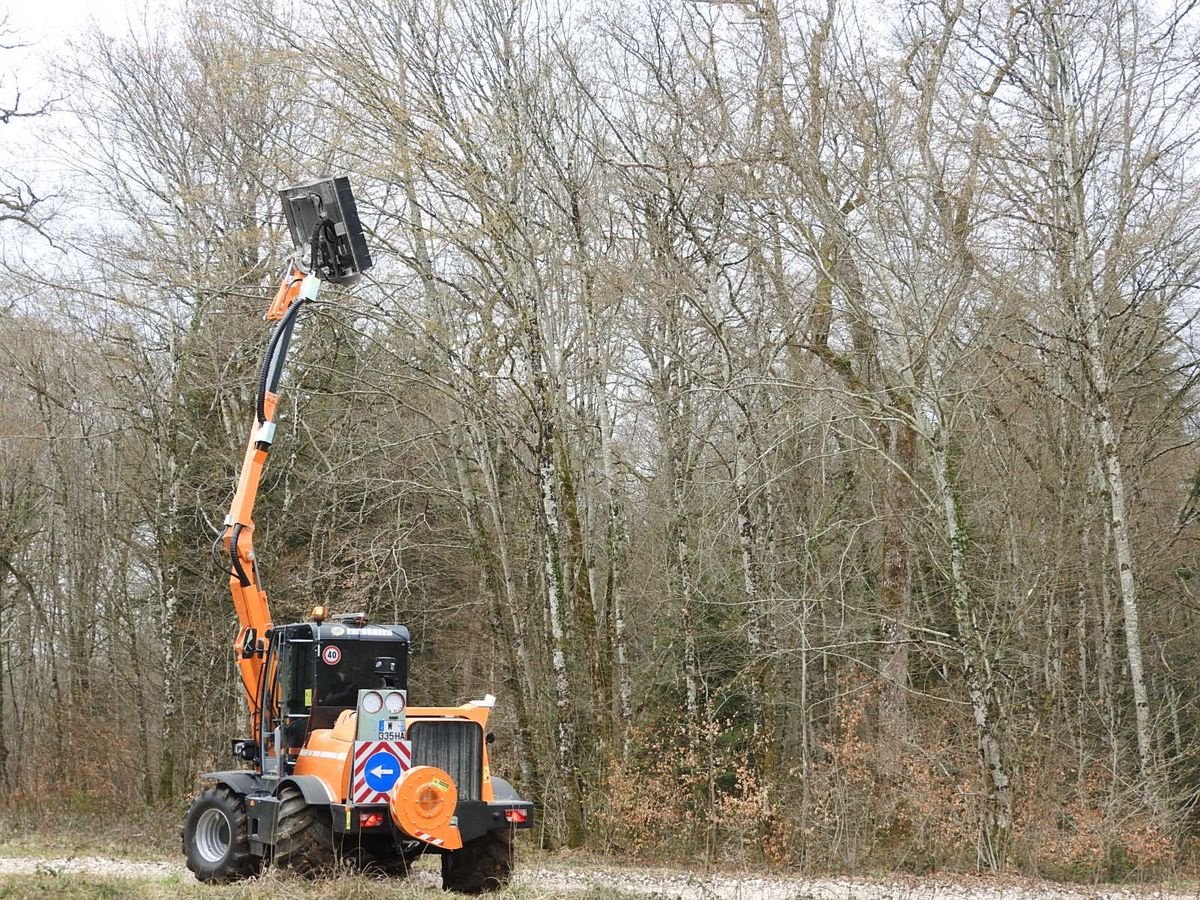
[[389, 765, 462, 849]]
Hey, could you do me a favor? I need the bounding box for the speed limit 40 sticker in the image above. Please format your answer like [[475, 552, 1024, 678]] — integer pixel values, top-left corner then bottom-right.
[[322, 645, 342, 665]]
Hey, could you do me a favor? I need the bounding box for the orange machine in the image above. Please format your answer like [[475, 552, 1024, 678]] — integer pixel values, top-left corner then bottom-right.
[[181, 178, 532, 891]]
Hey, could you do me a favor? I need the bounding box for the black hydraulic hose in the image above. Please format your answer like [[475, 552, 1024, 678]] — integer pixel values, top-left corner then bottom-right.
[[251, 219, 334, 425], [230, 523, 251, 587], [310, 217, 338, 277], [310, 219, 324, 272], [255, 295, 306, 425], [211, 527, 230, 575], [239, 267, 317, 590]]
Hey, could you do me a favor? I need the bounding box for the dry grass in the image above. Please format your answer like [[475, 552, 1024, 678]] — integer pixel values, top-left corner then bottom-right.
[[0, 806, 181, 860], [0, 872, 638, 900]]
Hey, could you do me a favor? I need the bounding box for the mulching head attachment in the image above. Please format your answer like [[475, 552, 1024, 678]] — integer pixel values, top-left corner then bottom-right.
[[279, 176, 373, 285]]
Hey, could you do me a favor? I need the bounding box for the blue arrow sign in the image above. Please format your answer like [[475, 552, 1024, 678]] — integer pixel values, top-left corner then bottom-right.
[[363, 749, 402, 793]]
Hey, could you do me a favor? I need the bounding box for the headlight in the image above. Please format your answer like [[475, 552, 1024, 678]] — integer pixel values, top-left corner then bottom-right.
[[361, 691, 383, 714], [385, 691, 406, 714]]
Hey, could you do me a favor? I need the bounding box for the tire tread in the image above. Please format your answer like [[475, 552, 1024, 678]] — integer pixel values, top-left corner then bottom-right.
[[271, 784, 336, 877], [441, 828, 514, 894], [182, 785, 261, 884]]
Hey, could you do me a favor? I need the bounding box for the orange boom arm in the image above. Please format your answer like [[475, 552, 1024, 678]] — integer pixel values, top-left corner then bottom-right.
[[223, 262, 320, 735], [219, 175, 373, 742]]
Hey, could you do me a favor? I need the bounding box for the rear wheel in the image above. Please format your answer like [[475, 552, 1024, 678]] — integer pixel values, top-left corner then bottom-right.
[[182, 785, 261, 883], [441, 828, 513, 894], [344, 836, 418, 876], [271, 784, 336, 876]]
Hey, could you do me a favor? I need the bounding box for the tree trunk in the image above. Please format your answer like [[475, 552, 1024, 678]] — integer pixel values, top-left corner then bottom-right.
[[597, 381, 633, 751], [451, 417, 539, 789], [931, 425, 1012, 869], [156, 424, 181, 800], [526, 291, 586, 848], [1087, 343, 1155, 787], [1045, 16, 1156, 792], [557, 442, 610, 758], [0, 583, 8, 792], [878, 414, 915, 743]]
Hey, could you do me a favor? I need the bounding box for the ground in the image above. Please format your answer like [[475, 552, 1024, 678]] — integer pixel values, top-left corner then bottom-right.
[[1, 812, 1196, 900], [2, 854, 1199, 899]]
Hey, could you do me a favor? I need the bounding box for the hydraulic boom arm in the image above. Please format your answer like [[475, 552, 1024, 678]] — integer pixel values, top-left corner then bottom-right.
[[218, 176, 373, 738], [223, 262, 320, 734]]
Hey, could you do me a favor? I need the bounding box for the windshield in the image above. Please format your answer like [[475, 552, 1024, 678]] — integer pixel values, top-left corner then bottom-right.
[[314, 639, 408, 709]]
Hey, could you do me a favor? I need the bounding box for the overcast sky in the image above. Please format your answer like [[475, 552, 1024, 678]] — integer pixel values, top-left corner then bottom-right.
[[1, 0, 152, 252], [4, 0, 157, 98], [6, 0, 132, 49]]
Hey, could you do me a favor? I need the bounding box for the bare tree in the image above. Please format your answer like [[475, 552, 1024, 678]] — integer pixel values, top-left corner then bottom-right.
[[0, 18, 55, 237]]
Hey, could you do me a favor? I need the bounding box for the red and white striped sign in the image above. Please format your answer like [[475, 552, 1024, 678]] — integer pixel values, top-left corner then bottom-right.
[[351, 739, 412, 803]]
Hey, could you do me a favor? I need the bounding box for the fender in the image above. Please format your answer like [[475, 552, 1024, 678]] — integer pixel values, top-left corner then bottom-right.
[[278, 774, 337, 805], [489, 776, 521, 802], [202, 770, 266, 798]]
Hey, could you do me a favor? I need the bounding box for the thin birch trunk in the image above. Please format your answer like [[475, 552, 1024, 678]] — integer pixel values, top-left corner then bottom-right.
[[666, 356, 699, 727], [735, 433, 764, 733], [450, 419, 537, 789], [525, 289, 586, 847], [931, 424, 1012, 869], [1046, 16, 1156, 791], [597, 381, 633, 747], [1089, 354, 1155, 785], [156, 423, 180, 800]]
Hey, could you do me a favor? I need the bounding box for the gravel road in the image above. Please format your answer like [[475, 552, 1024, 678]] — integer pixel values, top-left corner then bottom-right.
[[524, 867, 1200, 899], [0, 855, 1196, 899]]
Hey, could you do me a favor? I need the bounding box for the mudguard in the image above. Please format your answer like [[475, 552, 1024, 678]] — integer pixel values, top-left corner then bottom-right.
[[490, 776, 522, 802], [278, 774, 337, 805], [202, 770, 265, 798]]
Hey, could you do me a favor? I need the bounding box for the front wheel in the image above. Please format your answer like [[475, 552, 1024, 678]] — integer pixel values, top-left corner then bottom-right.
[[271, 784, 336, 876], [182, 785, 261, 883], [441, 828, 513, 894]]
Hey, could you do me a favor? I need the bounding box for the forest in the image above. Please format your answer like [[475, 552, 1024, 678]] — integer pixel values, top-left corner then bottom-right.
[[1, 0, 1199, 880]]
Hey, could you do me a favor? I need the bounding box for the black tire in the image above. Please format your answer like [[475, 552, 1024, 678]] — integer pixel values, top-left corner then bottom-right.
[[271, 784, 336, 876], [182, 785, 261, 883], [441, 828, 514, 894], [343, 836, 416, 877]]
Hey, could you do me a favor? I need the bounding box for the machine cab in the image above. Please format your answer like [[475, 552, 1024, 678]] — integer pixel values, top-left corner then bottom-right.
[[256, 616, 410, 775]]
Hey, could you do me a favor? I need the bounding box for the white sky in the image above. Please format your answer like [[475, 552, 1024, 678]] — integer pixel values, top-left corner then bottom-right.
[[5, 0, 136, 49], [3, 0, 155, 102], [1, 0, 150, 254]]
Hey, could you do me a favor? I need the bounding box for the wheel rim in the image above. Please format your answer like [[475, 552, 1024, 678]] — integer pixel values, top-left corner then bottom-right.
[[194, 807, 232, 864]]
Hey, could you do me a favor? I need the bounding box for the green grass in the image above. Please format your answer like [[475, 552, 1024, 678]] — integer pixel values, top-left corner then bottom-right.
[[0, 873, 640, 899], [0, 807, 180, 860], [0, 875, 162, 899]]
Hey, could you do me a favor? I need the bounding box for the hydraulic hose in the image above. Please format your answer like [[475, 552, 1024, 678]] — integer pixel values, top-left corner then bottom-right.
[[230, 523, 251, 587], [211, 527, 230, 574], [253, 219, 336, 424], [255, 296, 305, 426], [310, 217, 338, 277]]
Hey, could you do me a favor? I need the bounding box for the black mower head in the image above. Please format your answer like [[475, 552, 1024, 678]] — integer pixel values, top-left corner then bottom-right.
[[279, 176, 373, 286]]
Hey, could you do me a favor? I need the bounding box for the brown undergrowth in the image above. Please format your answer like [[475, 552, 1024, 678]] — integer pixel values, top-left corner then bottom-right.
[[590, 683, 1188, 882], [1013, 757, 1175, 881]]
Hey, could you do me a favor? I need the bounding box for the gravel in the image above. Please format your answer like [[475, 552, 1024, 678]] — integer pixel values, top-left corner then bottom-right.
[[0, 855, 1196, 899], [520, 867, 1200, 899]]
